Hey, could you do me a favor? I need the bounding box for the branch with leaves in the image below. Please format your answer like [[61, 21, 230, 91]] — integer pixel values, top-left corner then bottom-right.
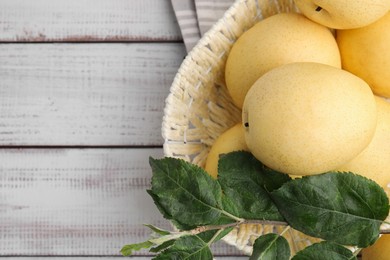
[[121, 151, 390, 259]]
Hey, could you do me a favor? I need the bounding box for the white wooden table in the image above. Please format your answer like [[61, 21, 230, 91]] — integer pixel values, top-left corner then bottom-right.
[[0, 0, 247, 258]]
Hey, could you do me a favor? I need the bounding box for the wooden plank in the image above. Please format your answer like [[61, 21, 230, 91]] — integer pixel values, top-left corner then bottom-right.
[[0, 148, 243, 256], [1, 256, 248, 260], [0, 0, 182, 42], [0, 148, 166, 256], [0, 43, 186, 146]]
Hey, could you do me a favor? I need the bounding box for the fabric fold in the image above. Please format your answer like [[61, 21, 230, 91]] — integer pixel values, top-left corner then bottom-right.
[[170, 0, 202, 52], [171, 0, 235, 52]]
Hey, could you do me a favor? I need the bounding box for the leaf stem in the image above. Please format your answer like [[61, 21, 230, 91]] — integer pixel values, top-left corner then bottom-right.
[[190, 219, 289, 236], [220, 209, 245, 222], [207, 229, 224, 247], [149, 231, 191, 245], [279, 225, 291, 236]]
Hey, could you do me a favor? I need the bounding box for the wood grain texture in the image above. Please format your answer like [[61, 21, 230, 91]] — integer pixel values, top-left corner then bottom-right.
[[1, 255, 248, 260], [0, 43, 186, 146], [0, 148, 163, 255], [0, 0, 182, 42], [0, 0, 246, 257], [0, 148, 242, 256]]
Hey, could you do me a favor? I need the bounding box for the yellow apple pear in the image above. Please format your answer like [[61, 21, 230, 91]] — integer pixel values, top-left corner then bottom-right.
[[242, 62, 377, 176], [225, 12, 341, 109], [337, 12, 390, 98], [337, 96, 390, 188], [362, 234, 390, 260], [205, 123, 249, 179], [294, 0, 390, 29]]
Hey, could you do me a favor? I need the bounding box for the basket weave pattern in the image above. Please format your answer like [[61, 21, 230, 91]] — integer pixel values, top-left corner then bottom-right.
[[163, 0, 300, 165], [162, 0, 333, 255]]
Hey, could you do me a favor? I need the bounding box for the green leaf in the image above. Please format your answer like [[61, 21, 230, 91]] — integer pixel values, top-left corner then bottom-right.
[[271, 172, 389, 247], [149, 157, 235, 229], [291, 241, 357, 260], [197, 228, 233, 243], [153, 233, 213, 260], [149, 239, 176, 253], [121, 241, 154, 256], [144, 224, 171, 236], [250, 233, 290, 260], [147, 189, 190, 230], [218, 151, 291, 220]]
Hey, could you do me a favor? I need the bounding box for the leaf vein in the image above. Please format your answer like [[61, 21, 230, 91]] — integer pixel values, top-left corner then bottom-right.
[[334, 179, 350, 215], [279, 197, 378, 222], [340, 177, 376, 219], [155, 162, 225, 217]]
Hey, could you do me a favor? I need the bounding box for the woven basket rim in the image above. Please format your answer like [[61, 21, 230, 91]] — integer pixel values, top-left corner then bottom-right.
[[162, 0, 248, 145]]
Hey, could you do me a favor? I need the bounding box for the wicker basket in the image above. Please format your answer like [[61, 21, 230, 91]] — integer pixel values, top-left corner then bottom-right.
[[161, 0, 387, 255], [161, 0, 319, 255]]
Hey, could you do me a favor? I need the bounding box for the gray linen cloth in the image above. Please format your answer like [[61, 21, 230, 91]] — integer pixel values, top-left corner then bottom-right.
[[171, 0, 235, 52]]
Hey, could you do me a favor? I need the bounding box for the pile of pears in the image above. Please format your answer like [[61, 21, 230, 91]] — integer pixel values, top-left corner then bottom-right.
[[204, 2, 390, 258]]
